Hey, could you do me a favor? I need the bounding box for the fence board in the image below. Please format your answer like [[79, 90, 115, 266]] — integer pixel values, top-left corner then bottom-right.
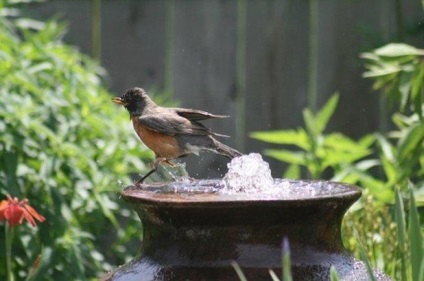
[[31, 0, 423, 177]]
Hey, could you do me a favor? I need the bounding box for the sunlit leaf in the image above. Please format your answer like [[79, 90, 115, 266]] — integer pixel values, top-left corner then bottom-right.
[[409, 190, 423, 281], [265, 149, 306, 165], [315, 93, 339, 135], [374, 43, 424, 57], [283, 164, 300, 179], [250, 129, 310, 150], [363, 66, 401, 78], [397, 122, 424, 161], [302, 108, 316, 136], [375, 134, 395, 162]]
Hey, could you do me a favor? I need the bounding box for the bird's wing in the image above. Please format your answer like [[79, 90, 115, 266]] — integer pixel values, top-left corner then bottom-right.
[[137, 114, 214, 136], [171, 107, 229, 121]]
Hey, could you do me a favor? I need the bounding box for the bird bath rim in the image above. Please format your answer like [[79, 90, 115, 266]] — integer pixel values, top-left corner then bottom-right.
[[121, 178, 362, 205]]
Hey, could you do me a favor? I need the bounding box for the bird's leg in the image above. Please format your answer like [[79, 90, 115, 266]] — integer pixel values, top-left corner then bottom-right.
[[135, 157, 169, 185], [135, 168, 157, 185]]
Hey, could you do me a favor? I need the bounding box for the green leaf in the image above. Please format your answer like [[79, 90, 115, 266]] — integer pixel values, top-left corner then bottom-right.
[[283, 164, 300, 179], [357, 172, 394, 203], [302, 108, 316, 136], [330, 266, 340, 281], [25, 247, 53, 281], [315, 94, 339, 135], [282, 237, 293, 281], [399, 73, 412, 111], [250, 129, 310, 150], [395, 189, 407, 281], [374, 43, 424, 57], [363, 65, 401, 78], [324, 133, 371, 153], [397, 122, 424, 161], [265, 149, 306, 165], [411, 63, 424, 103], [419, 258, 424, 281], [353, 229, 377, 281], [359, 244, 378, 281], [409, 190, 423, 281], [375, 134, 395, 162], [358, 134, 376, 148], [380, 157, 397, 185]]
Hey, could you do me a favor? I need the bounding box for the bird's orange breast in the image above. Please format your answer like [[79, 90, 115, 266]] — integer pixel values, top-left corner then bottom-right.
[[131, 116, 180, 158]]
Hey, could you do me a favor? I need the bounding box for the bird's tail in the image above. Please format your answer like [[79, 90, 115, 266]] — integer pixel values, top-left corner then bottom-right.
[[213, 139, 243, 159]]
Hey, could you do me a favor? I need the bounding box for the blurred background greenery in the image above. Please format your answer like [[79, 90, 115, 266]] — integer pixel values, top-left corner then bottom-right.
[[0, 0, 153, 280], [0, 0, 423, 280]]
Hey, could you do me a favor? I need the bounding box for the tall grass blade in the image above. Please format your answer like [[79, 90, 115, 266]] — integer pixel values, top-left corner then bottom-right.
[[235, 0, 247, 151], [409, 190, 423, 281], [282, 237, 293, 281], [359, 243, 378, 281], [330, 265, 340, 281], [418, 257, 424, 281], [354, 229, 377, 281], [395, 189, 407, 281], [269, 270, 281, 281], [231, 261, 248, 281]]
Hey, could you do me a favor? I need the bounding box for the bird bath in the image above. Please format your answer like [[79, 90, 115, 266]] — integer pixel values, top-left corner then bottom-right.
[[102, 178, 390, 281]]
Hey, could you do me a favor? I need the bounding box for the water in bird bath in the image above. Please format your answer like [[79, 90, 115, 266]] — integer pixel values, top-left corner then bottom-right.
[[222, 153, 274, 194], [125, 153, 356, 201]]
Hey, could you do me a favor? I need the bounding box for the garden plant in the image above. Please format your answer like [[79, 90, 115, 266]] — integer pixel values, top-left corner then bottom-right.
[[0, 1, 154, 280], [252, 42, 424, 280], [1, 0, 423, 281]]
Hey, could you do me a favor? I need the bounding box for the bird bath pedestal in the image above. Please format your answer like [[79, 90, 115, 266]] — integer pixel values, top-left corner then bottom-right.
[[102, 179, 390, 281]]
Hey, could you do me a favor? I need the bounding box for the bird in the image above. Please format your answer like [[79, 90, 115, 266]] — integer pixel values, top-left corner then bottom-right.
[[112, 87, 242, 183]]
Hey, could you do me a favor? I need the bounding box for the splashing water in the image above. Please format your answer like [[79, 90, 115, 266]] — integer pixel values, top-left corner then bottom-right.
[[222, 153, 274, 194], [126, 153, 356, 199]]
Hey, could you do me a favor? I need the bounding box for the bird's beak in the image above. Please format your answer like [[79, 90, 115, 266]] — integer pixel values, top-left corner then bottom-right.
[[111, 97, 127, 106]]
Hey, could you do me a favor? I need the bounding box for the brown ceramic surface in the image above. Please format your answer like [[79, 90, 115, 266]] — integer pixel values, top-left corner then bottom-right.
[[103, 179, 390, 281]]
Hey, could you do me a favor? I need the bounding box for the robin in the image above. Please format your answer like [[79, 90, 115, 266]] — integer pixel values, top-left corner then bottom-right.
[[112, 87, 242, 183]]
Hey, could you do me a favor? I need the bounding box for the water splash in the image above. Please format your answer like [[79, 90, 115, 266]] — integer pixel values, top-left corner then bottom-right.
[[126, 153, 357, 200], [222, 153, 274, 194], [151, 162, 192, 183]]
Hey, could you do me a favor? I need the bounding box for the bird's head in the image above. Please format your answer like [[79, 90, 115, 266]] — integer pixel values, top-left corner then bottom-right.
[[112, 87, 154, 116]]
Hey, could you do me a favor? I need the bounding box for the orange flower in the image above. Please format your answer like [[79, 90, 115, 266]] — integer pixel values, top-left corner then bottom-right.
[[0, 195, 46, 227]]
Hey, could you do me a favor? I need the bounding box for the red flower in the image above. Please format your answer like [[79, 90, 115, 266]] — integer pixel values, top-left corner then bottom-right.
[[0, 195, 46, 227]]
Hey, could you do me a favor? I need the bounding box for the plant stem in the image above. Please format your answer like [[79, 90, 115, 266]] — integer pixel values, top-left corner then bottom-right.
[[5, 224, 14, 281], [164, 0, 174, 94], [394, 0, 404, 41], [307, 0, 318, 113], [236, 0, 247, 152], [92, 0, 102, 62]]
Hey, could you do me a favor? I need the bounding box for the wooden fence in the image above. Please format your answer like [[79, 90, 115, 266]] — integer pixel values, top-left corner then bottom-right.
[[33, 0, 424, 177]]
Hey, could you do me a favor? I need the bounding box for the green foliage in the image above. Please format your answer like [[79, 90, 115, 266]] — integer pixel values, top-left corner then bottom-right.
[[362, 43, 424, 118], [252, 40, 424, 280], [360, 43, 424, 200], [408, 190, 424, 281], [344, 189, 424, 281], [343, 192, 397, 276], [0, 2, 152, 280], [251, 94, 374, 180], [329, 266, 340, 281]]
